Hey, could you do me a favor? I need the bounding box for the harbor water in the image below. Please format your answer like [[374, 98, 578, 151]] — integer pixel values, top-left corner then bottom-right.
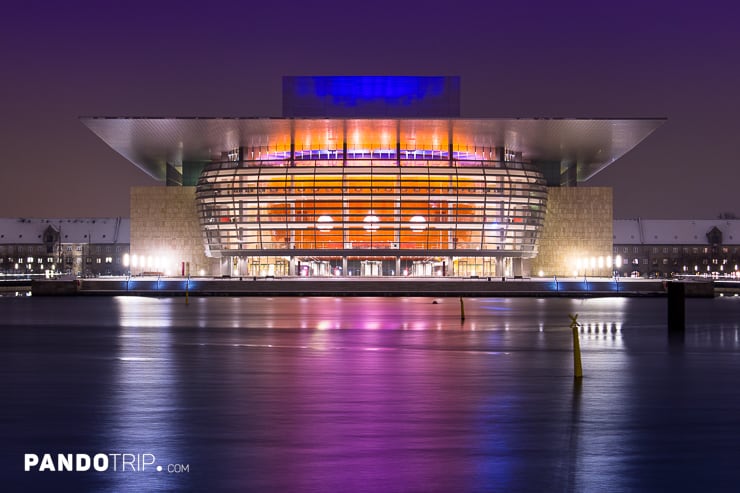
[[1, 296, 740, 492]]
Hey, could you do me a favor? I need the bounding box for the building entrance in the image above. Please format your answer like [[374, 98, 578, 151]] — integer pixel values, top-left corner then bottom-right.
[[410, 261, 438, 276], [455, 257, 498, 277], [242, 257, 288, 277], [361, 260, 382, 276]]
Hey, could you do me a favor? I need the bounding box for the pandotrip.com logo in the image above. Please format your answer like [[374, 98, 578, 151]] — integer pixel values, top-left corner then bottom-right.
[[24, 453, 190, 474]]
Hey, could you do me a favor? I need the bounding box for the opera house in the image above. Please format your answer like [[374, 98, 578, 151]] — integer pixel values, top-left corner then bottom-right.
[[83, 76, 662, 278]]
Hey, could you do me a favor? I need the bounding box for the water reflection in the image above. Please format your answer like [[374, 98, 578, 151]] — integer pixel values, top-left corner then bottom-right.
[[103, 306, 183, 492], [3, 296, 740, 491]]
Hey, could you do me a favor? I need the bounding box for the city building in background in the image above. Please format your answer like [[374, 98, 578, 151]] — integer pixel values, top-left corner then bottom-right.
[[0, 218, 129, 278], [613, 219, 740, 278], [82, 76, 663, 277]]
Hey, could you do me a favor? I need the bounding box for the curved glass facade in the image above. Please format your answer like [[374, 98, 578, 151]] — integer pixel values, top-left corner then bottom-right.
[[196, 150, 547, 273]]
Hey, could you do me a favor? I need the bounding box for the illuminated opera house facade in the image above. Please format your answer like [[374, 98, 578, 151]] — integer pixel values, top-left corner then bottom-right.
[[83, 76, 663, 278]]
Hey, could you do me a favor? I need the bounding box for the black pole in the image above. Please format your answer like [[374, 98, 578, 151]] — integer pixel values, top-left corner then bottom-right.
[[667, 282, 686, 331]]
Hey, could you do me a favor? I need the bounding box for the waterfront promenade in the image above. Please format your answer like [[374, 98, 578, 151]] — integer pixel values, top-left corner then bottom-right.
[[28, 276, 719, 297]]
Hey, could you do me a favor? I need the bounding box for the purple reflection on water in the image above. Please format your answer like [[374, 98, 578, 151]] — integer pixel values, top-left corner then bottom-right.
[[2, 296, 740, 491]]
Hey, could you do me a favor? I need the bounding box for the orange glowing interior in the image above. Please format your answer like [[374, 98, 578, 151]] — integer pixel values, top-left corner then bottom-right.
[[263, 175, 475, 249]]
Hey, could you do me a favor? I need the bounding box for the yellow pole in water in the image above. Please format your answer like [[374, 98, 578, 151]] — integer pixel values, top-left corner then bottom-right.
[[569, 313, 583, 378], [460, 297, 465, 322]]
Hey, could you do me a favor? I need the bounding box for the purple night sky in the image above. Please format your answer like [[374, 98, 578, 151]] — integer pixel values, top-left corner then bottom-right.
[[1, 0, 738, 219]]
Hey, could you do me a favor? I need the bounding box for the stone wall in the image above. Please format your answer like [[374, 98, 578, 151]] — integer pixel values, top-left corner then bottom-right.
[[531, 187, 613, 277], [130, 187, 217, 276]]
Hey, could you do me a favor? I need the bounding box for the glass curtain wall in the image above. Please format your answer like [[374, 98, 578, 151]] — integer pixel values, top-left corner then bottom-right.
[[196, 160, 546, 256]]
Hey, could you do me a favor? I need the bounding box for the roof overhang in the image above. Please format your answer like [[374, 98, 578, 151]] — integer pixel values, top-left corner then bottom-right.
[[81, 117, 665, 182]]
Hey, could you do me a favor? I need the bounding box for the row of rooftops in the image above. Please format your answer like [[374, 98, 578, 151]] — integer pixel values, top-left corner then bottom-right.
[[613, 219, 739, 245], [1, 217, 738, 246], [0, 218, 130, 245]]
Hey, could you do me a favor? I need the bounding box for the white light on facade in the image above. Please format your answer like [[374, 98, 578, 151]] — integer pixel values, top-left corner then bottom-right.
[[615, 255, 622, 267], [363, 212, 380, 231], [598, 256, 604, 268], [409, 215, 427, 231], [317, 215, 334, 232], [537, 270, 544, 277], [123, 253, 130, 267]]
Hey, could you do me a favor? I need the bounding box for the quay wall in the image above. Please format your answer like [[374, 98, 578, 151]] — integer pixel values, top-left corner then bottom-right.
[[29, 278, 715, 297]]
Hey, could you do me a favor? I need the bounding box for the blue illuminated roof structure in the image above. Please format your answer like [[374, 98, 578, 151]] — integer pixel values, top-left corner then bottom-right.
[[283, 76, 461, 117]]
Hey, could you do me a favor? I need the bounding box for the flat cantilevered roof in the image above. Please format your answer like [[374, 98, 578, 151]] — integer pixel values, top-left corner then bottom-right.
[[81, 117, 664, 182]]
